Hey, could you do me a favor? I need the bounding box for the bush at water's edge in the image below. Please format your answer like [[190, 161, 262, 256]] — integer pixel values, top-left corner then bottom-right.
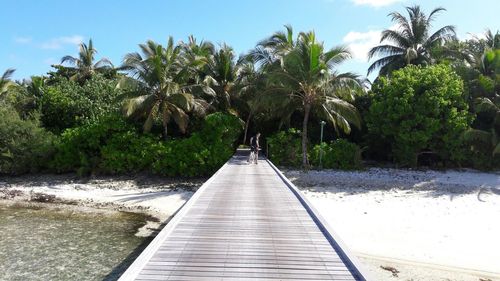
[[50, 113, 243, 177]]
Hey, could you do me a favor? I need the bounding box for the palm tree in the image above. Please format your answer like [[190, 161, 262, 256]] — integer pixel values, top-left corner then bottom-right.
[[249, 25, 295, 69], [368, 5, 456, 76], [474, 29, 500, 51], [464, 30, 500, 76], [0, 69, 16, 97], [120, 38, 212, 139], [234, 57, 267, 144], [265, 31, 364, 167], [61, 39, 114, 81], [204, 44, 237, 111], [463, 97, 500, 166], [181, 37, 239, 112]]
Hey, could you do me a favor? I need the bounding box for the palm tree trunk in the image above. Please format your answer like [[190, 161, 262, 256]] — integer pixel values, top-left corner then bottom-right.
[[163, 124, 168, 140], [243, 113, 252, 145], [302, 103, 311, 168]]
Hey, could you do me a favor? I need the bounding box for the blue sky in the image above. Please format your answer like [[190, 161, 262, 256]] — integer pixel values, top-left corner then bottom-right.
[[1, 0, 499, 81]]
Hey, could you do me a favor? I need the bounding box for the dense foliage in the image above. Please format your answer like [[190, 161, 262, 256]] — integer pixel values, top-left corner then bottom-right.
[[40, 75, 121, 133], [51, 113, 242, 176], [310, 140, 362, 170], [366, 65, 471, 166], [267, 129, 302, 167], [0, 106, 54, 174], [1, 7, 499, 175], [152, 113, 243, 176]]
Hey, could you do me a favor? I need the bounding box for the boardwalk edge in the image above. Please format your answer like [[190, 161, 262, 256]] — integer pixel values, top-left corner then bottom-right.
[[266, 159, 374, 281], [117, 161, 231, 281]]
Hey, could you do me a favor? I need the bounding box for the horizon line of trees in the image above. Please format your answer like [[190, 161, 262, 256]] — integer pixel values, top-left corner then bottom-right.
[[1, 4, 499, 174]]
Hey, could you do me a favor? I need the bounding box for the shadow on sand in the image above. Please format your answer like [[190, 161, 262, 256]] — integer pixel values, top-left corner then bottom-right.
[[284, 169, 500, 201]]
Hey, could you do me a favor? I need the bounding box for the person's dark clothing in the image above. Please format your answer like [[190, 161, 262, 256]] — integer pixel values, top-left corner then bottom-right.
[[250, 136, 258, 152]]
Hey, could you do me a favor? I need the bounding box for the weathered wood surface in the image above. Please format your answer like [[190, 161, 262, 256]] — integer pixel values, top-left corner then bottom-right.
[[119, 151, 370, 280]]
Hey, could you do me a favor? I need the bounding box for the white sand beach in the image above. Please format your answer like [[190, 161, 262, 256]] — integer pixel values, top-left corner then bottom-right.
[[286, 168, 500, 281]]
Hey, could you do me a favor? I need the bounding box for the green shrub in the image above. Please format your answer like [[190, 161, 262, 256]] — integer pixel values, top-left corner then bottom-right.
[[41, 75, 121, 133], [310, 139, 362, 170], [152, 112, 243, 176], [51, 112, 243, 176], [267, 129, 302, 167], [0, 106, 54, 174], [50, 114, 147, 174], [366, 64, 472, 166]]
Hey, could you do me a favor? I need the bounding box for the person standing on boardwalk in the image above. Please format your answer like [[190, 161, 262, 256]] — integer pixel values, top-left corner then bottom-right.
[[248, 132, 261, 164]]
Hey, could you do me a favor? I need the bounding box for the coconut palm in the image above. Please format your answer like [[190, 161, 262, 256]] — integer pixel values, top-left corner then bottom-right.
[[181, 37, 238, 111], [463, 30, 500, 76], [249, 25, 296, 69], [473, 29, 500, 51], [120, 37, 212, 139], [463, 97, 500, 166], [368, 5, 456, 76], [204, 44, 238, 111], [61, 39, 114, 81], [234, 57, 267, 144], [181, 35, 215, 64], [0, 69, 16, 97], [265, 31, 364, 167]]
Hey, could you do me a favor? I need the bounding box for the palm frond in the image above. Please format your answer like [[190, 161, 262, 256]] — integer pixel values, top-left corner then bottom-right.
[[123, 94, 157, 118], [323, 96, 361, 129], [368, 44, 405, 60], [61, 55, 78, 65], [1, 68, 15, 81], [427, 7, 446, 24], [463, 129, 493, 145], [380, 29, 410, 48], [426, 25, 456, 47], [324, 46, 352, 69], [169, 104, 189, 133], [367, 54, 404, 75], [94, 58, 114, 69], [474, 97, 498, 113]]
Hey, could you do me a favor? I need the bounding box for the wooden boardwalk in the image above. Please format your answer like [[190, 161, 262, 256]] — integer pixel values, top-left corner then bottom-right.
[[119, 151, 370, 280]]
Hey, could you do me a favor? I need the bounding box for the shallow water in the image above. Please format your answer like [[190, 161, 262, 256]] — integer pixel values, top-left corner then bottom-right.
[[0, 204, 150, 281]]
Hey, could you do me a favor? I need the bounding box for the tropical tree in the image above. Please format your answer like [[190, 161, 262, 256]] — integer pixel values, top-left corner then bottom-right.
[[249, 24, 295, 69], [234, 57, 267, 143], [0, 69, 16, 97], [204, 44, 238, 111], [368, 5, 456, 76], [264, 31, 364, 167], [120, 37, 212, 139], [60, 39, 114, 81], [182, 37, 238, 112]]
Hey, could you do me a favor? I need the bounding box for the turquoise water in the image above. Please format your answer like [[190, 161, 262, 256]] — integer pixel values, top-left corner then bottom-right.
[[0, 204, 150, 281]]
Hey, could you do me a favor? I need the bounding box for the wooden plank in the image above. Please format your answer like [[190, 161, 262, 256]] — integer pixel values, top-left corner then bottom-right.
[[118, 151, 370, 280]]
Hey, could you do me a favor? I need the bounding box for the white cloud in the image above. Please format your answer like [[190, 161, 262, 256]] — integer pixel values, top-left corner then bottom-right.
[[14, 36, 32, 44], [343, 30, 382, 62], [40, 35, 84, 50], [343, 25, 399, 62], [351, 0, 404, 7]]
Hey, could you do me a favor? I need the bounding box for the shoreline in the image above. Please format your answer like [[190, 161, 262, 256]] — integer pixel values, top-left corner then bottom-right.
[[0, 174, 202, 236]]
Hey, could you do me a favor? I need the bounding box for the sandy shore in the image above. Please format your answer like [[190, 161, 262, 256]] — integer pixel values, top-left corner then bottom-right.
[[285, 168, 500, 281], [0, 174, 201, 236]]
